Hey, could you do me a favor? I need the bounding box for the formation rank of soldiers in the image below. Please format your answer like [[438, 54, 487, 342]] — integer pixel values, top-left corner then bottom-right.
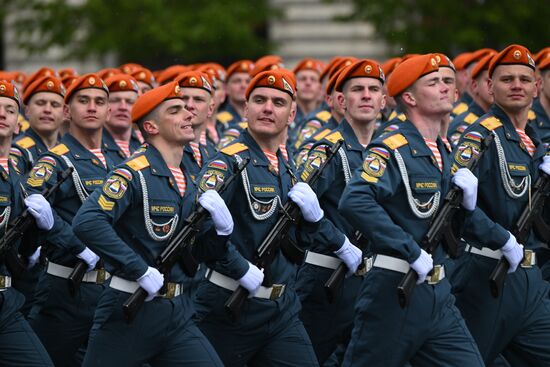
[[0, 43, 549, 367]]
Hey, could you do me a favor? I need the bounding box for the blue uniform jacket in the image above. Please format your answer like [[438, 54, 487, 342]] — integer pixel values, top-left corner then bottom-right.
[[531, 98, 550, 148], [11, 128, 55, 174], [447, 100, 486, 146]]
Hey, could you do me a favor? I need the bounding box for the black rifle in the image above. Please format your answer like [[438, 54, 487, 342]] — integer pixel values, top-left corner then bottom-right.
[[224, 140, 344, 321], [323, 230, 368, 303], [396, 133, 494, 308], [122, 157, 250, 323], [489, 172, 550, 298], [0, 167, 74, 278]]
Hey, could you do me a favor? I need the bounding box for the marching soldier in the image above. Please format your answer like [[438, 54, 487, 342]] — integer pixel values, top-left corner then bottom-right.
[[72, 81, 225, 366], [531, 56, 550, 146], [451, 44, 550, 366], [216, 60, 253, 134], [339, 54, 484, 366], [291, 58, 323, 128]]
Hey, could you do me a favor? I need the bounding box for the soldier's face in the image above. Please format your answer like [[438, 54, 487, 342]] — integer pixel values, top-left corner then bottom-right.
[[137, 81, 153, 96], [489, 65, 537, 112], [440, 67, 458, 104], [342, 78, 386, 124], [213, 87, 226, 111], [68, 89, 110, 131], [226, 73, 250, 103], [107, 91, 137, 131], [155, 99, 195, 145], [296, 70, 321, 103], [408, 71, 453, 116], [246, 87, 295, 139], [181, 88, 213, 129], [540, 70, 550, 101], [472, 71, 493, 107], [25, 92, 65, 135], [0, 97, 19, 138]]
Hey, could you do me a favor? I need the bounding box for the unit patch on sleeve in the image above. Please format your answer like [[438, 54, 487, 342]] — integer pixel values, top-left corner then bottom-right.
[[102, 174, 129, 200]]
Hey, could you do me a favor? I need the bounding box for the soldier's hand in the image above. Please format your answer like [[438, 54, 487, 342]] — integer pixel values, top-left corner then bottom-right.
[[410, 249, 433, 284], [137, 266, 164, 302], [199, 190, 234, 236], [501, 232, 524, 273], [24, 194, 54, 230], [288, 182, 324, 223], [334, 237, 362, 277], [452, 168, 478, 211], [238, 263, 264, 298], [539, 155, 550, 175], [76, 247, 100, 272]]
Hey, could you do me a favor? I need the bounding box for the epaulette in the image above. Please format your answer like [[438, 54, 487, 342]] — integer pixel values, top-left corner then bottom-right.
[[49, 144, 69, 156], [528, 110, 536, 120], [238, 122, 248, 129], [216, 111, 234, 124], [382, 133, 408, 150], [15, 136, 36, 149], [324, 131, 343, 145], [126, 154, 150, 171], [18, 115, 30, 132], [315, 110, 331, 123], [480, 116, 502, 131], [313, 128, 331, 141], [221, 142, 248, 156], [452, 102, 468, 116], [397, 113, 406, 122], [464, 112, 478, 125]]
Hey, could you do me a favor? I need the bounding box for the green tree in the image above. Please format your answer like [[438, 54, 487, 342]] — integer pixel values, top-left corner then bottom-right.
[[343, 0, 549, 56], [6, 0, 272, 68]]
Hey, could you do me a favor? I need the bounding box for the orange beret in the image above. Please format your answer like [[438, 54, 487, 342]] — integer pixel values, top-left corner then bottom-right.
[[0, 80, 21, 108], [97, 68, 122, 80], [131, 81, 183, 122], [64, 73, 108, 103], [23, 67, 58, 91], [226, 60, 254, 80], [387, 54, 439, 97], [157, 65, 189, 85], [23, 76, 65, 104], [120, 63, 143, 74], [488, 44, 535, 78], [8, 71, 27, 85], [104, 74, 139, 94], [293, 58, 324, 75], [131, 67, 156, 87], [534, 47, 550, 66], [250, 55, 284, 78], [201, 63, 226, 83], [470, 52, 497, 79], [453, 52, 472, 71], [334, 59, 385, 92], [538, 57, 550, 72], [196, 66, 219, 89], [61, 75, 78, 89], [381, 57, 402, 77], [325, 57, 357, 82], [58, 68, 77, 79], [245, 69, 296, 100], [326, 67, 346, 95], [320, 57, 344, 81], [463, 48, 497, 70], [433, 53, 455, 71], [176, 71, 213, 95]]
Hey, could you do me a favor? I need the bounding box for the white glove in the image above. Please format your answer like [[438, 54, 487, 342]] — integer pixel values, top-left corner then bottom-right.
[[410, 249, 434, 284], [452, 168, 478, 211], [199, 190, 234, 236], [501, 232, 524, 273], [539, 155, 550, 175], [24, 194, 54, 230], [76, 247, 100, 272], [288, 182, 324, 223], [334, 237, 362, 277], [238, 263, 264, 297], [137, 266, 164, 302], [27, 246, 41, 269]]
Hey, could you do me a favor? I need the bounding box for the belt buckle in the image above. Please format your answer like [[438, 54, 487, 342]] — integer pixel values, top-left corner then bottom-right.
[[355, 257, 373, 276], [96, 269, 106, 284], [269, 284, 285, 300], [162, 282, 177, 299], [0, 276, 5, 289], [427, 265, 443, 285], [521, 250, 536, 268]]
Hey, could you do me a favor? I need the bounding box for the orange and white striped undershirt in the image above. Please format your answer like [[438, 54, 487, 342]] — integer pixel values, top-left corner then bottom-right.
[[199, 131, 208, 146], [168, 166, 187, 196], [441, 137, 452, 153], [263, 150, 279, 174], [515, 128, 536, 156], [115, 139, 131, 158], [0, 157, 9, 174], [189, 142, 202, 167], [424, 138, 443, 171], [89, 148, 107, 168], [279, 145, 289, 162]]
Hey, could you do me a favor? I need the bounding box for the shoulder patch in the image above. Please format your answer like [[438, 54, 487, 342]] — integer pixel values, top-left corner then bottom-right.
[[9, 147, 22, 157], [102, 175, 129, 200], [221, 142, 248, 156], [324, 131, 343, 144], [315, 110, 332, 122], [112, 168, 133, 181], [216, 111, 234, 124], [464, 112, 478, 125], [452, 102, 468, 116], [301, 145, 328, 182], [313, 128, 331, 141], [361, 150, 389, 183], [382, 133, 408, 150], [528, 110, 536, 120], [49, 144, 69, 156], [126, 155, 150, 171], [15, 136, 36, 149], [480, 117, 502, 131]]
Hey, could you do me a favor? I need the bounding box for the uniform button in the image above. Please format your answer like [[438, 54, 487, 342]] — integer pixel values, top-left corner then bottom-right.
[[412, 149, 417, 154]]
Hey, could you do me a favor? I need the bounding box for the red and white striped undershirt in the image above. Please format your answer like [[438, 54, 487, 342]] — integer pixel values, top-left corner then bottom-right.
[[424, 138, 443, 171], [515, 128, 536, 156], [199, 131, 208, 146], [279, 145, 289, 162], [0, 158, 9, 174], [441, 137, 452, 153], [263, 151, 279, 174], [168, 166, 186, 196], [189, 142, 202, 167], [115, 139, 131, 158], [89, 148, 107, 168]]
